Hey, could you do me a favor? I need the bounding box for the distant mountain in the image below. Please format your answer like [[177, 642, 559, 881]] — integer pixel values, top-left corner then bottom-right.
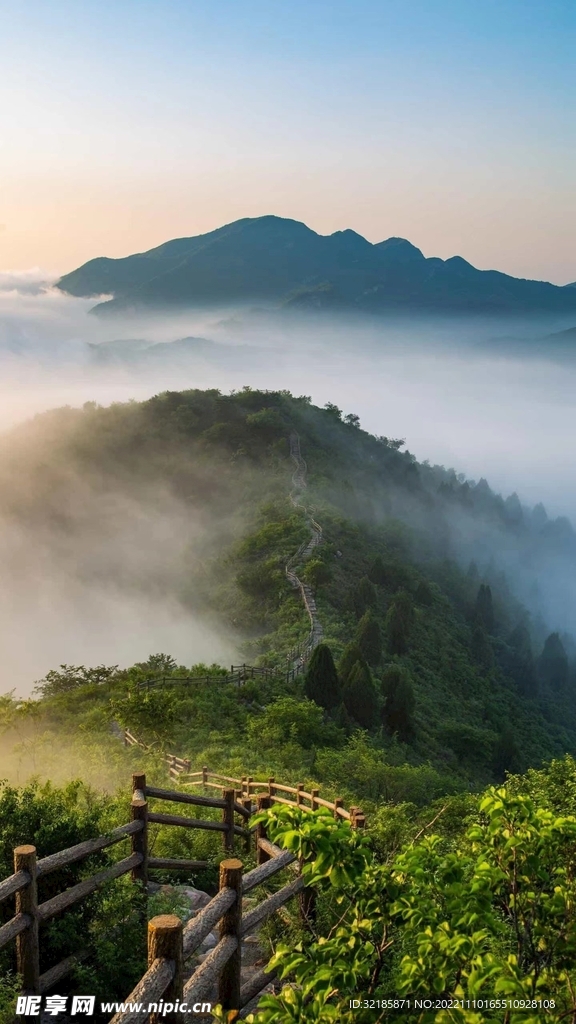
[[87, 335, 269, 369], [56, 215, 576, 316]]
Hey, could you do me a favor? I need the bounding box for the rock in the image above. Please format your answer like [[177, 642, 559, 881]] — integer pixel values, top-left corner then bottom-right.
[[181, 886, 212, 911], [200, 930, 218, 949]]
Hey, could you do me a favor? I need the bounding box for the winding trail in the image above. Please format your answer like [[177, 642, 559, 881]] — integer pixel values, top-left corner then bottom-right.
[[285, 432, 324, 669]]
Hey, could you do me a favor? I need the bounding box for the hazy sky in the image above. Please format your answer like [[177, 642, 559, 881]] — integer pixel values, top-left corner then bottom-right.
[[1, 0, 574, 281]]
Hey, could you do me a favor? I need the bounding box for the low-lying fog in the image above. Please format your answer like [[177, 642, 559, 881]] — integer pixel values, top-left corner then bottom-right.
[[2, 271, 576, 693]]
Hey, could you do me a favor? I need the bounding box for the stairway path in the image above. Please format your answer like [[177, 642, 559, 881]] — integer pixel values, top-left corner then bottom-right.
[[286, 433, 324, 668]]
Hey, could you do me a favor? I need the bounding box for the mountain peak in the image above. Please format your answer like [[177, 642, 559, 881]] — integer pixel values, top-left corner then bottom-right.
[[56, 215, 576, 317], [374, 237, 425, 262]]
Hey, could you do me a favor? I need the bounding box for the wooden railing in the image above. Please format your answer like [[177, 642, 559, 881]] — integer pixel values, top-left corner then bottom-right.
[[0, 768, 350, 1017], [139, 665, 277, 693], [112, 837, 304, 1023], [184, 769, 366, 828], [0, 814, 145, 994], [122, 732, 366, 828]]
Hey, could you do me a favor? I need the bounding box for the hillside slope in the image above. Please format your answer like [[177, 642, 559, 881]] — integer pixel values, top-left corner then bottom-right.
[[56, 216, 576, 316], [2, 388, 576, 793]]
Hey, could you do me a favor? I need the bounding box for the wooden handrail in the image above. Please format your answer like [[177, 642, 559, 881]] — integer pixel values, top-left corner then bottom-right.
[[37, 853, 142, 922], [242, 849, 296, 893], [148, 857, 208, 872], [39, 950, 90, 995], [240, 964, 278, 1012], [183, 934, 238, 1004], [0, 912, 30, 951], [145, 784, 227, 810], [242, 875, 305, 936], [148, 811, 227, 832], [0, 870, 29, 904], [110, 958, 176, 1024], [36, 821, 143, 878], [182, 888, 237, 958]]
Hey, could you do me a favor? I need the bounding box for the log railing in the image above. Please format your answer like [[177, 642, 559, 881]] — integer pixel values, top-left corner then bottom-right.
[[0, 767, 361, 1015], [122, 730, 366, 828], [138, 664, 278, 693], [0, 819, 146, 995], [0, 772, 244, 998], [112, 837, 303, 1023]]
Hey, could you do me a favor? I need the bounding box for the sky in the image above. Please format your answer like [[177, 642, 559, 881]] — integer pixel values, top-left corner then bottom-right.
[[1, 0, 575, 281]]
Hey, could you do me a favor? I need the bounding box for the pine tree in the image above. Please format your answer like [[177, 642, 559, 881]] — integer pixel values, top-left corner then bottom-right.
[[342, 660, 379, 729], [538, 632, 569, 692], [303, 643, 341, 710], [355, 611, 382, 667], [475, 584, 495, 634], [381, 665, 415, 740], [338, 642, 367, 686], [471, 624, 494, 672], [352, 576, 378, 619], [506, 623, 537, 696], [493, 726, 521, 780], [385, 590, 415, 655], [467, 560, 479, 583], [414, 580, 433, 606], [368, 556, 387, 585]]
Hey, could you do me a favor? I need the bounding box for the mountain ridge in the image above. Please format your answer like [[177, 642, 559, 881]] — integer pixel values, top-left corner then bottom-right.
[[56, 215, 576, 316]]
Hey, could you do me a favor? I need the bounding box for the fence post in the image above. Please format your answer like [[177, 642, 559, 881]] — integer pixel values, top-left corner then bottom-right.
[[268, 777, 275, 801], [148, 915, 183, 1024], [333, 797, 344, 820], [202, 765, 208, 787], [246, 776, 253, 797], [14, 845, 40, 995], [310, 789, 319, 811], [131, 772, 148, 888], [242, 798, 252, 854], [218, 859, 243, 1014], [296, 784, 304, 807], [256, 795, 271, 865], [350, 807, 366, 829], [222, 789, 235, 853]]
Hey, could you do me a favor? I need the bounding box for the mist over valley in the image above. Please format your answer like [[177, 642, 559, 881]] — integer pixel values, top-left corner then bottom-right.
[[1, 268, 576, 701]]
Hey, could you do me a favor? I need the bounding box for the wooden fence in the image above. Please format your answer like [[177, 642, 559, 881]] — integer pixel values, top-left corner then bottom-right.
[[0, 768, 363, 1015], [138, 663, 295, 692], [122, 732, 366, 827], [111, 837, 304, 1023]]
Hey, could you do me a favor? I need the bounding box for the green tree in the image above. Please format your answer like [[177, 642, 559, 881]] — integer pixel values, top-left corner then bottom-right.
[[538, 632, 569, 692], [355, 611, 382, 667], [352, 576, 378, 619], [338, 642, 367, 686], [475, 583, 495, 633], [304, 643, 341, 710], [342, 661, 379, 729], [248, 778, 576, 1024], [381, 665, 415, 740], [414, 579, 433, 606], [367, 555, 387, 585], [247, 697, 343, 750], [502, 623, 537, 696], [493, 725, 521, 780], [385, 590, 415, 655], [471, 624, 494, 672]]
